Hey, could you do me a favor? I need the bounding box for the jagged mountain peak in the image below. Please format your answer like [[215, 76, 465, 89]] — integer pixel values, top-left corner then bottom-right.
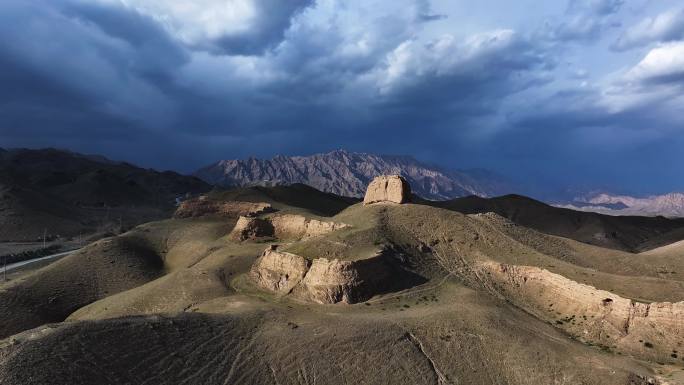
[[194, 151, 516, 200]]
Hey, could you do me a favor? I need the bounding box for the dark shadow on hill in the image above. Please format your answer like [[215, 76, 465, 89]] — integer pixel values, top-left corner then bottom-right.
[[415, 194, 684, 253], [207, 183, 360, 217], [0, 148, 211, 242]]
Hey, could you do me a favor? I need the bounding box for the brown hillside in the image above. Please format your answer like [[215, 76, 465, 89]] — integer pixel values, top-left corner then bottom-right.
[[0, 148, 210, 241], [1, 182, 682, 384], [428, 194, 684, 252]]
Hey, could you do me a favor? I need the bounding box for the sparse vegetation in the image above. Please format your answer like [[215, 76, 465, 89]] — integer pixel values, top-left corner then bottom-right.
[[1, 181, 682, 385]]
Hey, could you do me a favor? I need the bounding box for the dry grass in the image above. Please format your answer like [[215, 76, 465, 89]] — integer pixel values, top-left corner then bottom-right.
[[1, 186, 681, 384]]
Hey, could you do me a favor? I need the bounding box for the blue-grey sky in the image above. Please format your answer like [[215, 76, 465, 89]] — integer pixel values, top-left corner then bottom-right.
[[1, 0, 683, 194]]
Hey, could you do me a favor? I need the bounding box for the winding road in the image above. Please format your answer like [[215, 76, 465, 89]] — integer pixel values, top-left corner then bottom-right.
[[3, 249, 78, 272]]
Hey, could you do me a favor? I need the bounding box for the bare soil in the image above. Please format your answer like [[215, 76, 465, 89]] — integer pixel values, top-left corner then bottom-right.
[[1, 185, 682, 384]]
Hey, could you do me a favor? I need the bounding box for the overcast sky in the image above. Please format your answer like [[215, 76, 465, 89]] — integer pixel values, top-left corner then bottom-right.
[[1, 0, 683, 194]]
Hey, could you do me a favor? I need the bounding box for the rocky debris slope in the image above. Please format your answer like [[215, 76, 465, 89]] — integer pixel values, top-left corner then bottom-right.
[[363, 175, 411, 205], [478, 261, 684, 364], [230, 214, 350, 241], [174, 197, 273, 218], [195, 149, 515, 200], [249, 247, 402, 304]]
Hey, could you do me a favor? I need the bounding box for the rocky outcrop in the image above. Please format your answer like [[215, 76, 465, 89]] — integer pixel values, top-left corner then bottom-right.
[[250, 247, 402, 304], [478, 261, 684, 363], [174, 198, 273, 219], [270, 214, 350, 239], [294, 256, 393, 304], [249, 247, 310, 294], [229, 216, 274, 241], [363, 175, 411, 205], [230, 214, 349, 241]]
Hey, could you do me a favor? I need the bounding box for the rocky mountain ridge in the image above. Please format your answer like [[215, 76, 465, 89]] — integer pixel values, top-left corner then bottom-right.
[[194, 150, 515, 200]]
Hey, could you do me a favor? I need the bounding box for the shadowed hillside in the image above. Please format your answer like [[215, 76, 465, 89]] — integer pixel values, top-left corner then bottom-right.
[[201, 183, 359, 216], [426, 194, 684, 252], [0, 148, 210, 241]]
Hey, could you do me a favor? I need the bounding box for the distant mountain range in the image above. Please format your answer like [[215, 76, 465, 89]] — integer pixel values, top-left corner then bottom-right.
[[3, 147, 683, 233], [556, 192, 684, 218], [194, 150, 684, 218], [194, 150, 518, 200]]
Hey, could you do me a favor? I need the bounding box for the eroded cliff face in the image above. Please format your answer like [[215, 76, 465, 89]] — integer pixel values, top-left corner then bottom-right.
[[229, 216, 274, 241], [230, 214, 349, 241], [250, 248, 398, 304], [249, 248, 310, 294], [174, 198, 273, 219], [271, 214, 350, 239], [478, 261, 684, 363], [294, 256, 393, 304]]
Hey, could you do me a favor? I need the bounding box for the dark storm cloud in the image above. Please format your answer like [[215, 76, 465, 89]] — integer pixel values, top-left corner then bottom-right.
[[61, 1, 189, 75], [1, 0, 496, 149], [0, 0, 187, 144], [375, 31, 551, 112], [1, 0, 683, 193], [487, 75, 684, 193]]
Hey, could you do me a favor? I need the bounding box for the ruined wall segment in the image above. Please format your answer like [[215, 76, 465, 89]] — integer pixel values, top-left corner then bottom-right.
[[363, 175, 411, 205]]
